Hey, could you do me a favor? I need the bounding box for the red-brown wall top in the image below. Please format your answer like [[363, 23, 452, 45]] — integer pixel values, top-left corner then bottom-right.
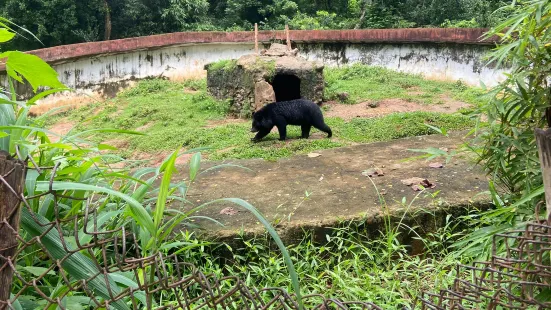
[[20, 28, 497, 64]]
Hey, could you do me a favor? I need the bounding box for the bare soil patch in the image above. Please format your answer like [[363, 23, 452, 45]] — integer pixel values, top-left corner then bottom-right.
[[104, 139, 130, 149], [48, 121, 75, 142], [204, 118, 248, 128], [130, 151, 194, 167], [183, 88, 199, 94], [30, 96, 98, 117], [323, 98, 471, 120], [136, 122, 154, 132]]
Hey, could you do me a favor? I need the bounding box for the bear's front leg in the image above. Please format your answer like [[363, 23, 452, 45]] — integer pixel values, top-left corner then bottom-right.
[[251, 129, 270, 142], [277, 124, 287, 141]]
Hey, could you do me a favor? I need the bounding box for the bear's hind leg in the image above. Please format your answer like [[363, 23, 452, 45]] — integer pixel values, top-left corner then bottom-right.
[[313, 121, 332, 138], [301, 125, 311, 139]]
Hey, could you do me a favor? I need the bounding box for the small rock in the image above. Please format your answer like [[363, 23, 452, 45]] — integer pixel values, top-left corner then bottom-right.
[[308, 152, 322, 158], [401, 177, 426, 186], [337, 92, 349, 102], [362, 168, 384, 177], [368, 101, 380, 108], [401, 177, 436, 191], [429, 162, 444, 168], [220, 207, 238, 215], [390, 164, 402, 170]]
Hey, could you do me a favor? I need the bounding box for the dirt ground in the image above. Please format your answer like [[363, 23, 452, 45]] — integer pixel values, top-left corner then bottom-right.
[[324, 97, 470, 120]]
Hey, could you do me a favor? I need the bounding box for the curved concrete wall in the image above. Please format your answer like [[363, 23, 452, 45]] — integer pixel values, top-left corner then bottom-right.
[[1, 29, 504, 103]]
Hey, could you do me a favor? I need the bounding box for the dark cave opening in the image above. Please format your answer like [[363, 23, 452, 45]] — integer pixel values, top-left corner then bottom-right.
[[272, 74, 301, 102]]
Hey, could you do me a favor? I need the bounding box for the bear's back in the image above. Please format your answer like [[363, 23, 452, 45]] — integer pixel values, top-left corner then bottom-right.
[[271, 99, 321, 124]]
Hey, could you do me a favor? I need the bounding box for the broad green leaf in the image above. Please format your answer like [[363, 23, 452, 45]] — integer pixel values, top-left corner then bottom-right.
[[0, 102, 15, 151], [0, 51, 65, 92], [159, 241, 197, 251], [0, 28, 15, 43], [154, 149, 179, 231], [20, 207, 129, 310], [35, 181, 155, 236], [18, 266, 55, 277], [10, 294, 23, 310], [189, 152, 201, 182], [64, 296, 93, 310], [79, 210, 123, 245]]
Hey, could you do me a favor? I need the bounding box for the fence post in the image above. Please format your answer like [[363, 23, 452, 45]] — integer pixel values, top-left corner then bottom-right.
[[285, 25, 291, 50], [535, 128, 551, 219], [0, 151, 25, 308], [254, 23, 259, 54]]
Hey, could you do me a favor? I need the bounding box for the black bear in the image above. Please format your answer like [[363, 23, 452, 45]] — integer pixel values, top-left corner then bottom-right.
[[250, 99, 332, 142]]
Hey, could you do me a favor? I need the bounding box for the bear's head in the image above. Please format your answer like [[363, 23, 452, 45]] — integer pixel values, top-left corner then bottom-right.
[[250, 110, 272, 132]]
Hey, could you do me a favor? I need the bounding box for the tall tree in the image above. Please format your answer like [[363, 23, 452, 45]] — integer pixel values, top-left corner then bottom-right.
[[104, 0, 112, 40]]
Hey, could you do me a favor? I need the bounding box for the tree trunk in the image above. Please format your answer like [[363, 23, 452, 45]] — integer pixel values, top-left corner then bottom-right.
[[0, 151, 25, 309], [354, 0, 371, 29], [535, 128, 551, 220], [104, 0, 112, 41]]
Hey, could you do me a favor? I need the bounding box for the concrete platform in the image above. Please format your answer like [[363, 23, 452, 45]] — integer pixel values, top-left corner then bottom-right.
[[177, 132, 490, 244]]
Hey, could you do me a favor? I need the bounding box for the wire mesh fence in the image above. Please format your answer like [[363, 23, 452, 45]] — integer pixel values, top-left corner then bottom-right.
[[0, 153, 382, 310], [0, 152, 550, 309], [417, 206, 551, 309]]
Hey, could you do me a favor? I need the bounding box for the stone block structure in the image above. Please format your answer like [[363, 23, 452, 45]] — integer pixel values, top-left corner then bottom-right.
[[205, 43, 324, 117]]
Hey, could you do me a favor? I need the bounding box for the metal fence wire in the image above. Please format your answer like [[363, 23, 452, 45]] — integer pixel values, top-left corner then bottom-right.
[[418, 206, 551, 309], [0, 154, 382, 310], [0, 154, 550, 309]]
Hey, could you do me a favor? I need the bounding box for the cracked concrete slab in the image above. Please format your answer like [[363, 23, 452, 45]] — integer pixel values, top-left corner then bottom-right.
[[175, 132, 490, 243]]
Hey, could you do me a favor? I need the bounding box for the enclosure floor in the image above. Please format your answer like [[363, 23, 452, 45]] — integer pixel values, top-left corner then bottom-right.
[[176, 132, 489, 241]]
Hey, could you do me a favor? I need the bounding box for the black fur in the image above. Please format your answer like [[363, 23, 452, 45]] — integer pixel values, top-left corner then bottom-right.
[[250, 99, 332, 142]]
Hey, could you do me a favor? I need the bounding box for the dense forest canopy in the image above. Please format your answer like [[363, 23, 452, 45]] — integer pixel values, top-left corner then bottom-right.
[[2, 0, 511, 51]]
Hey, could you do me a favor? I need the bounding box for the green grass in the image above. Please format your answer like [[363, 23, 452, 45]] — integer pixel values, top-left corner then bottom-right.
[[324, 64, 489, 105], [207, 59, 238, 72], [170, 209, 473, 309], [46, 65, 483, 162]]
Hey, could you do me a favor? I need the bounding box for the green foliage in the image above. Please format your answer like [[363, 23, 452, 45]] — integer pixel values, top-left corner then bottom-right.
[[450, 0, 550, 261], [474, 0, 550, 200], [163, 196, 472, 308], [440, 18, 480, 28], [208, 59, 238, 72], [2, 0, 105, 50], [324, 64, 488, 106], [1, 19, 305, 309], [2, 0, 513, 51]]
